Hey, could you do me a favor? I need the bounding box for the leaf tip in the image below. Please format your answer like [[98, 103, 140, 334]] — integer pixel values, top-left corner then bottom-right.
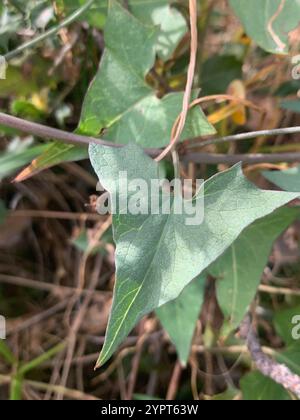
[[12, 170, 28, 183], [94, 351, 107, 370], [94, 359, 102, 370], [179, 359, 187, 369]]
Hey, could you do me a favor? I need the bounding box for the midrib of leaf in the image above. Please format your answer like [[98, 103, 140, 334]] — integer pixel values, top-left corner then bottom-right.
[[106, 92, 153, 131], [258, 382, 272, 401], [33, 144, 76, 166], [98, 285, 141, 365], [231, 244, 238, 324], [99, 208, 172, 365], [174, 300, 185, 350]]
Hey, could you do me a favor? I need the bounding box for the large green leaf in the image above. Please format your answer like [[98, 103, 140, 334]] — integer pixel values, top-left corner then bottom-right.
[[230, 0, 300, 54], [156, 275, 206, 366], [210, 207, 300, 332], [241, 372, 292, 401], [64, 0, 187, 59], [79, 0, 215, 145], [89, 142, 298, 366], [263, 167, 300, 192]]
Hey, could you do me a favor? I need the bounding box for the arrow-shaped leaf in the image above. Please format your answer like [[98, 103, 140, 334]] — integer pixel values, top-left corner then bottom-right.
[[16, 0, 213, 182], [210, 207, 300, 332], [79, 0, 215, 144], [89, 143, 298, 366]]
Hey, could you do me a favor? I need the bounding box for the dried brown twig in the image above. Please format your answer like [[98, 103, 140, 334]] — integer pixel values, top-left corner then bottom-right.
[[240, 314, 300, 399]]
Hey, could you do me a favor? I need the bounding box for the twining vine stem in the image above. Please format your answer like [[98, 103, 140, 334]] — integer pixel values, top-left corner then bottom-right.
[[240, 315, 300, 399], [182, 151, 300, 165], [188, 127, 300, 149], [1, 111, 300, 164], [155, 0, 198, 162]]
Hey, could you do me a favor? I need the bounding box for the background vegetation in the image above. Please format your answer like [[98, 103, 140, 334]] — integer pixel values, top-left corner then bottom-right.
[[0, 0, 300, 400]]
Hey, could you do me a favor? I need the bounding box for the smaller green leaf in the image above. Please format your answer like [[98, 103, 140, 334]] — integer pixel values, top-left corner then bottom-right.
[[230, 0, 300, 54], [14, 142, 87, 182], [11, 99, 46, 121], [156, 275, 206, 366], [0, 144, 48, 181], [210, 207, 300, 333], [241, 371, 292, 401], [263, 167, 300, 193]]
